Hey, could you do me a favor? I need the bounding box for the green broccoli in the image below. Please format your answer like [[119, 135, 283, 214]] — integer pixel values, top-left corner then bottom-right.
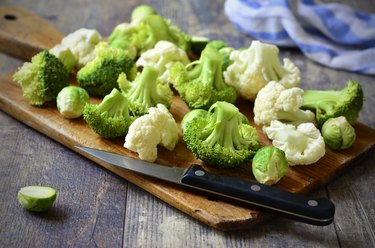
[[131, 4, 157, 23], [182, 101, 261, 168], [83, 88, 135, 138], [207, 40, 234, 71], [77, 44, 136, 97], [13, 50, 70, 106], [169, 45, 237, 110], [108, 8, 190, 56], [118, 66, 173, 116], [301, 80, 364, 126]]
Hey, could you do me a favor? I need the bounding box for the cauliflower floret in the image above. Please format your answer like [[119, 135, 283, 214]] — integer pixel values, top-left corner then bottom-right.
[[124, 104, 179, 162], [265, 120, 325, 166], [136, 41, 190, 83], [61, 28, 102, 68], [224, 40, 300, 101], [49, 44, 77, 72], [254, 81, 315, 127]]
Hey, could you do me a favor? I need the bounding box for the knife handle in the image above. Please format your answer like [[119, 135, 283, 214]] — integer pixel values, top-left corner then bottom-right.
[[181, 165, 335, 226]]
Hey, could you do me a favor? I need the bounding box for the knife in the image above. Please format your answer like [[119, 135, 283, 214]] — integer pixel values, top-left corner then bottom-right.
[[75, 146, 335, 226]]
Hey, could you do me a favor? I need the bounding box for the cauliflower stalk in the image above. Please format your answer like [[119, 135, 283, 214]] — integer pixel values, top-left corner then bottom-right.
[[124, 104, 179, 162], [265, 120, 325, 166], [224, 40, 301, 101], [136, 41, 190, 83], [61, 28, 102, 68], [254, 81, 315, 127]]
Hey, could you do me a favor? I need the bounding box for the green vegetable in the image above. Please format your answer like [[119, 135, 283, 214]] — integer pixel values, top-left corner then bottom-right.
[[252, 146, 289, 185], [131, 4, 157, 22], [182, 101, 260, 168], [109, 9, 190, 57], [169, 45, 237, 110], [119, 66, 173, 116], [83, 88, 135, 138], [18, 186, 57, 212], [13, 50, 70, 106], [180, 109, 207, 131], [302, 80, 364, 126], [56, 86, 89, 119], [77, 44, 136, 97], [321, 116, 356, 150], [207, 40, 234, 71]]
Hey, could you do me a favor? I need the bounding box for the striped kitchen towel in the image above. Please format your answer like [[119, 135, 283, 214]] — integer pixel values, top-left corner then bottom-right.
[[224, 0, 375, 75]]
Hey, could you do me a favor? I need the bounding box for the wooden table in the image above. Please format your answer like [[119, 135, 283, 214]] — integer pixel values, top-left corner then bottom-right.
[[0, 0, 374, 247]]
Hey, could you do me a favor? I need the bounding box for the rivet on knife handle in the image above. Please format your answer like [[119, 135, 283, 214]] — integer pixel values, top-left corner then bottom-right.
[[181, 164, 335, 226]]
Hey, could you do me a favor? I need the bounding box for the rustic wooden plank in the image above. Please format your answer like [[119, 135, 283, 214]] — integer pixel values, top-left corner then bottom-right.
[[0, 111, 127, 247], [123, 183, 340, 247], [327, 154, 375, 248]]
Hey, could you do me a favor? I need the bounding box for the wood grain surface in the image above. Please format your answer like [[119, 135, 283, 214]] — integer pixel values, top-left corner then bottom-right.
[[0, 0, 375, 247]]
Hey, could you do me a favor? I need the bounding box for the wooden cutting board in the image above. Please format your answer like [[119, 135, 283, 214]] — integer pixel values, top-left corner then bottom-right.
[[1, 6, 375, 231]]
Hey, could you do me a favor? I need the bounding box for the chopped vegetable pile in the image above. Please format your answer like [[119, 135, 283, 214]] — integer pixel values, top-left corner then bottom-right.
[[12, 4, 364, 185]]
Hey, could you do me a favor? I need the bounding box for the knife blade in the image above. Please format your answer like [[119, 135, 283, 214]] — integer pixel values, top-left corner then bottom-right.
[[75, 146, 335, 226]]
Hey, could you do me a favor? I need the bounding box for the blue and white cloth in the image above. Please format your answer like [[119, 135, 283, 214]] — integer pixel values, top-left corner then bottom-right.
[[224, 0, 375, 75]]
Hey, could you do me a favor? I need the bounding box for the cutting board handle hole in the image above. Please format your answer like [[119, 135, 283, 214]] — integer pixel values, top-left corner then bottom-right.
[[4, 14, 17, 21]]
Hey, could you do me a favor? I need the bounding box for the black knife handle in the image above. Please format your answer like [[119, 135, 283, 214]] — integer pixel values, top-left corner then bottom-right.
[[181, 164, 335, 226]]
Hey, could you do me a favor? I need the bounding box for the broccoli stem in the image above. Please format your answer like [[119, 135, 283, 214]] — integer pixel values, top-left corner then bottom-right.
[[127, 66, 160, 107], [302, 90, 339, 112], [189, 46, 227, 90], [98, 89, 130, 118], [202, 102, 249, 151]]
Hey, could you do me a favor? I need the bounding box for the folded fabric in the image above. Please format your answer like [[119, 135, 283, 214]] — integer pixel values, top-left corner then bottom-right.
[[224, 0, 375, 75]]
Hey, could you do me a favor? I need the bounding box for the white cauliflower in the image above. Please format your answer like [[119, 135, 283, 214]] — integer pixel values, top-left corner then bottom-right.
[[136, 41, 190, 83], [49, 44, 77, 72], [265, 120, 325, 166], [61, 28, 102, 68], [224, 40, 301, 101], [254, 81, 315, 127], [124, 104, 179, 162]]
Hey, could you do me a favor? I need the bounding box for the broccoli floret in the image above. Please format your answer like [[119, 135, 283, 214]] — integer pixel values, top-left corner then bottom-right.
[[119, 66, 173, 116], [169, 45, 237, 110], [83, 88, 135, 138], [182, 101, 261, 168], [109, 10, 190, 56], [207, 40, 234, 71], [13, 50, 70, 106], [301, 80, 364, 126], [77, 44, 135, 97]]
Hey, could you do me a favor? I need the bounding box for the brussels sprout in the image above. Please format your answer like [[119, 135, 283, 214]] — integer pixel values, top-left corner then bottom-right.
[[252, 146, 289, 185], [57, 86, 90, 119], [321, 116, 356, 150], [18, 186, 57, 212], [50, 44, 77, 72], [130, 5, 157, 23]]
